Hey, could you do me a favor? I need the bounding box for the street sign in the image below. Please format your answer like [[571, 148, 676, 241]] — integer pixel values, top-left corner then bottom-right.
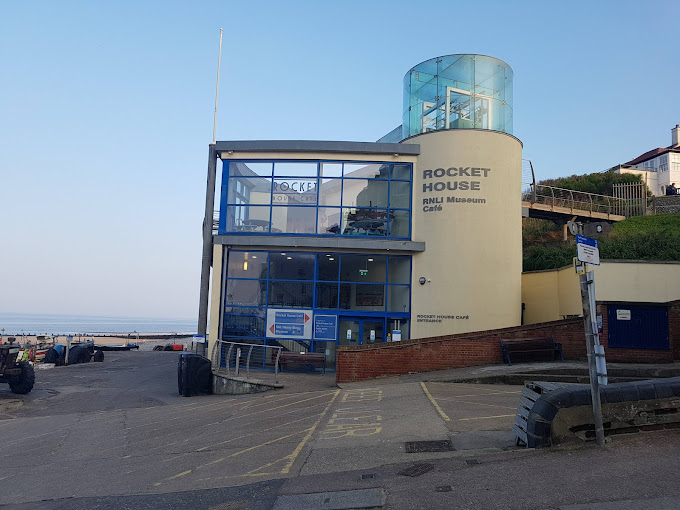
[[576, 235, 600, 265], [266, 309, 312, 339]]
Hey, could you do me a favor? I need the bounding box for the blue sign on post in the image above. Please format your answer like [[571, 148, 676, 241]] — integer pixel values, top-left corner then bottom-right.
[[314, 315, 337, 341], [576, 235, 600, 265]]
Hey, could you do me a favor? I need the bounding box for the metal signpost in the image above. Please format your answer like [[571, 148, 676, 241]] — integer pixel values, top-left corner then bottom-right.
[[575, 233, 606, 446]]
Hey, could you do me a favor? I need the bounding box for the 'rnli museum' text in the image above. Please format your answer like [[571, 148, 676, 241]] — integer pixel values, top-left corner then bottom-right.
[[202, 55, 521, 369]]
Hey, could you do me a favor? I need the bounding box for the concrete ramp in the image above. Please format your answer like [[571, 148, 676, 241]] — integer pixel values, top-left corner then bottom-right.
[[515, 377, 680, 447]]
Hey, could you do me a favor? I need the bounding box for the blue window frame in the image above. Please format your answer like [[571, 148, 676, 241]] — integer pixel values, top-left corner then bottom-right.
[[219, 160, 413, 239], [221, 250, 412, 358]]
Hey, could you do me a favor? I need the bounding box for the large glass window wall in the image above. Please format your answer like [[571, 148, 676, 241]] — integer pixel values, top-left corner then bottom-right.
[[403, 54, 513, 138], [219, 160, 413, 239], [221, 250, 411, 365]]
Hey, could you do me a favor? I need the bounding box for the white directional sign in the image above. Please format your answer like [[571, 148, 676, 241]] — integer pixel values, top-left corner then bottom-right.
[[576, 235, 600, 265], [266, 309, 312, 339]]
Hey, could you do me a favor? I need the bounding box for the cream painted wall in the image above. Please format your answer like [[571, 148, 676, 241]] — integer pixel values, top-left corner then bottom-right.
[[404, 130, 523, 337], [522, 266, 581, 324], [522, 261, 680, 324], [208, 244, 223, 363], [592, 261, 680, 303]]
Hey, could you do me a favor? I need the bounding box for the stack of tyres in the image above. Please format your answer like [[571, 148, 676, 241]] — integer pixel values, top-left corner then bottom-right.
[[177, 353, 212, 397]]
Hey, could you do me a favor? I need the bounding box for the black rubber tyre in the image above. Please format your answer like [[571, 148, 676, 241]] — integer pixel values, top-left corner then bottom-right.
[[68, 345, 90, 365], [93, 350, 104, 362], [9, 362, 35, 394], [163, 344, 173, 351], [43, 347, 60, 364], [57, 354, 65, 367], [153, 345, 163, 351]]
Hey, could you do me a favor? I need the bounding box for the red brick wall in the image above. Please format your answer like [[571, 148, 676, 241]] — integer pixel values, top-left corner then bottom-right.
[[336, 302, 680, 383], [336, 318, 586, 383]]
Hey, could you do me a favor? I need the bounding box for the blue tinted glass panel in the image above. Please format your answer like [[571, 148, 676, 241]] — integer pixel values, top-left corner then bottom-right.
[[225, 205, 271, 232], [269, 252, 315, 280], [227, 176, 272, 204], [318, 178, 342, 207], [343, 180, 388, 208], [340, 254, 386, 283], [226, 279, 267, 306], [273, 162, 318, 177], [388, 256, 411, 284], [229, 161, 272, 177], [389, 181, 411, 209], [388, 210, 410, 237], [268, 282, 313, 308], [227, 251, 268, 279], [390, 164, 411, 180], [270, 206, 316, 234], [273, 178, 317, 205], [317, 253, 339, 281], [317, 207, 342, 234], [316, 282, 339, 309], [387, 285, 410, 313], [343, 163, 387, 179], [343, 209, 389, 236], [223, 307, 266, 337]]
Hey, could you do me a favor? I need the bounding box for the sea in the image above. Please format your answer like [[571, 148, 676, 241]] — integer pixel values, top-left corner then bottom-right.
[[0, 313, 198, 335]]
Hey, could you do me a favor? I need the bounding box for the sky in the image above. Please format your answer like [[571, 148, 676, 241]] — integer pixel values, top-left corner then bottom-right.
[[1, 0, 677, 320]]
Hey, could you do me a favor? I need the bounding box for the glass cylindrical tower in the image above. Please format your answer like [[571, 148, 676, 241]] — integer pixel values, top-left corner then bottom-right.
[[403, 54, 513, 139]]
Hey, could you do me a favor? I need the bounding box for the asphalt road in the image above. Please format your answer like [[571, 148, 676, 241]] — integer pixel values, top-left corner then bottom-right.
[[0, 352, 679, 509]]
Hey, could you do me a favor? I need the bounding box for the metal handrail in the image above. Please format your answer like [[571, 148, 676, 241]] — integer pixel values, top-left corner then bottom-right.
[[212, 339, 282, 384], [521, 182, 628, 217]]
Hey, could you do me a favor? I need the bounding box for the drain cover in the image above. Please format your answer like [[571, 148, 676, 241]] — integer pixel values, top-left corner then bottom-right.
[[465, 459, 480, 465], [405, 440, 454, 453], [398, 463, 435, 477], [435, 485, 453, 493]]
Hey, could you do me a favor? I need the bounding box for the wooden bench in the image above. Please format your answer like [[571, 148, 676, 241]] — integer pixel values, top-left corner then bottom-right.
[[499, 337, 564, 365], [279, 352, 326, 374]]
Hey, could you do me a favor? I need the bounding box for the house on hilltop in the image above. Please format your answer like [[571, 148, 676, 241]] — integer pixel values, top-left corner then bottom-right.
[[611, 124, 680, 196]]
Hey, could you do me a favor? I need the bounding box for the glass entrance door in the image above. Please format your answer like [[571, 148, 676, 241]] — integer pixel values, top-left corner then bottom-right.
[[338, 318, 361, 347], [338, 317, 385, 346], [362, 320, 384, 345]]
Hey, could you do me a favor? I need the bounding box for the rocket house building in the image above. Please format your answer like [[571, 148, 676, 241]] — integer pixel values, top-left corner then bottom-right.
[[202, 54, 521, 370]]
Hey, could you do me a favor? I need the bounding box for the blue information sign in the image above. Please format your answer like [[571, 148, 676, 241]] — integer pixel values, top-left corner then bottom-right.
[[274, 323, 304, 336], [275, 311, 306, 324], [576, 234, 600, 265], [314, 315, 337, 341]]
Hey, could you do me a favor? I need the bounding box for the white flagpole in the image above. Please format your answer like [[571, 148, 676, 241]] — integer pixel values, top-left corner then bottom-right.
[[212, 28, 223, 144]]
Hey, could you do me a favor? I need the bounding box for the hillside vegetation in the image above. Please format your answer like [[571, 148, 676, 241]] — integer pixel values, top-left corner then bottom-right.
[[537, 170, 649, 196], [523, 214, 680, 271]]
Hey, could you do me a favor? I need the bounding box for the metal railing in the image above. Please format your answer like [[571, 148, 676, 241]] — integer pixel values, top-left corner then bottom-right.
[[521, 184, 626, 216], [211, 339, 282, 383], [521, 159, 630, 217]]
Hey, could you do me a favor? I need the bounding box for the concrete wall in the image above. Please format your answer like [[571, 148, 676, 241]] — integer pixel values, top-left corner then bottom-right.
[[404, 129, 523, 338], [208, 244, 224, 363], [521, 267, 582, 324], [522, 261, 680, 324]]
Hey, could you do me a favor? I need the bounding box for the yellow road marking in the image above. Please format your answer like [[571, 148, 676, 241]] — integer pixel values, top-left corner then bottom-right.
[[147, 391, 337, 435], [243, 389, 341, 477], [280, 389, 340, 474], [195, 413, 321, 452], [420, 382, 450, 422], [459, 414, 516, 421]]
